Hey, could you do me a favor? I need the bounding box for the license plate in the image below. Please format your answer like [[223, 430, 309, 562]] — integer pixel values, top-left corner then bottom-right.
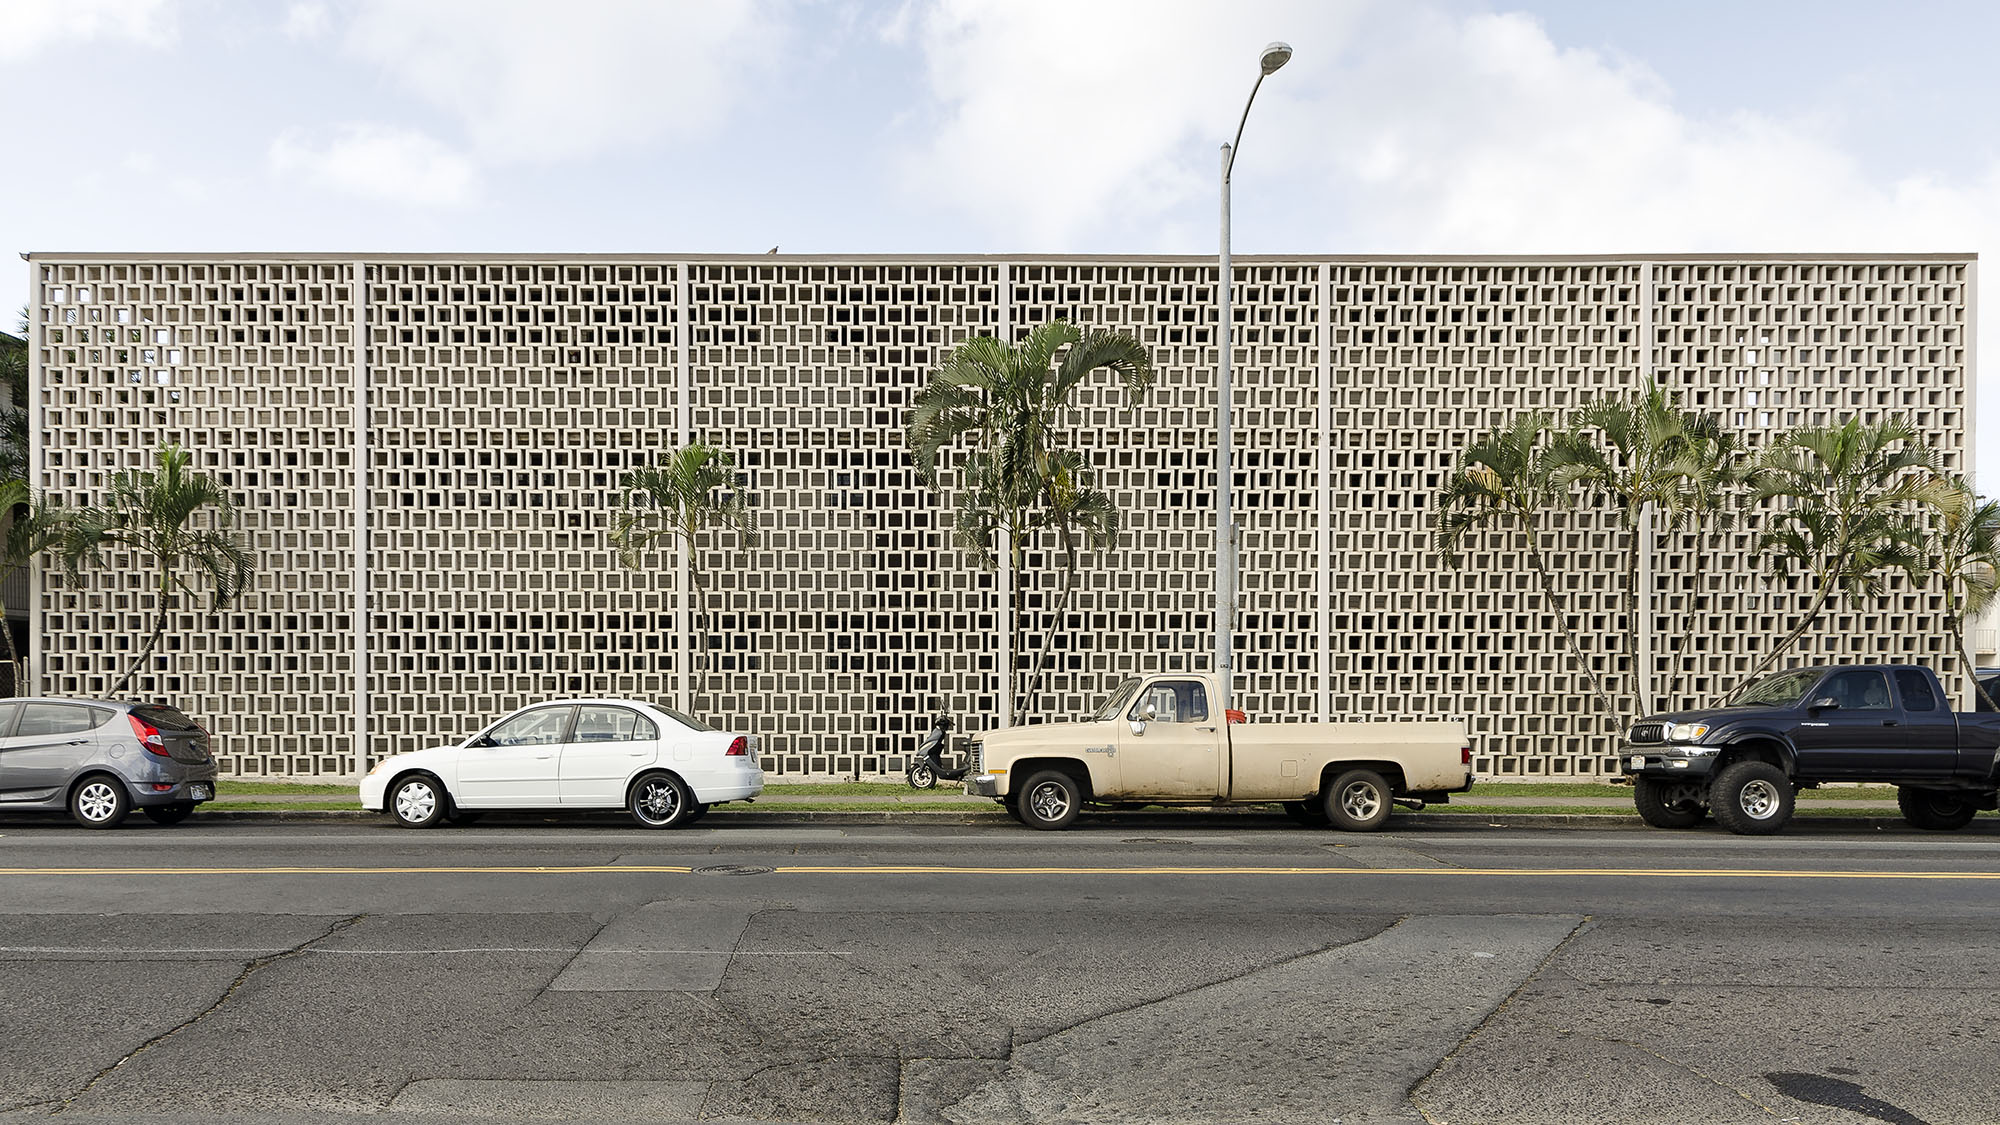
[[190, 784, 213, 801], [1628, 756, 1645, 771]]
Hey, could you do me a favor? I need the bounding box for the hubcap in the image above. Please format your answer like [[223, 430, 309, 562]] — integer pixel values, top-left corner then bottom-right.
[[911, 764, 934, 787], [395, 782, 437, 822], [1739, 779, 1779, 819], [1028, 782, 1070, 822], [1340, 781, 1382, 821], [637, 781, 680, 823], [77, 782, 118, 822]]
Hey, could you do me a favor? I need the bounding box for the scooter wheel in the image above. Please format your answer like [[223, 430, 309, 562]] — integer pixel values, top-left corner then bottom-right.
[[907, 762, 937, 790]]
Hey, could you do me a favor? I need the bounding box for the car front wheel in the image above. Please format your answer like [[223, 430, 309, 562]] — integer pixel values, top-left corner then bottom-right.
[[390, 774, 448, 829], [1709, 761, 1794, 835], [1633, 776, 1706, 829], [1017, 770, 1082, 830]]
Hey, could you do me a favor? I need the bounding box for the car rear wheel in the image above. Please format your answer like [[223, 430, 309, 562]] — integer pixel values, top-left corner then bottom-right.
[[1897, 786, 1978, 831], [629, 773, 695, 829], [1323, 769, 1393, 832], [389, 774, 448, 829], [70, 776, 131, 829], [1709, 761, 1794, 835], [1633, 777, 1706, 829], [1017, 770, 1082, 830], [142, 802, 196, 826]]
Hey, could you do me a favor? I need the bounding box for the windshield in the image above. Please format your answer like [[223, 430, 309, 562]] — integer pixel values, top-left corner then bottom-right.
[[1724, 668, 1824, 708], [1091, 679, 1143, 721], [651, 704, 716, 733]]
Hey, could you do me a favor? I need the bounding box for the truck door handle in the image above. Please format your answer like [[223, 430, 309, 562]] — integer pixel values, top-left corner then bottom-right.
[[1882, 720, 1899, 727], [1196, 726, 1216, 732]]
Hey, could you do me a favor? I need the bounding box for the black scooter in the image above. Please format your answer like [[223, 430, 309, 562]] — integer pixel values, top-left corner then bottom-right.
[[905, 714, 963, 789]]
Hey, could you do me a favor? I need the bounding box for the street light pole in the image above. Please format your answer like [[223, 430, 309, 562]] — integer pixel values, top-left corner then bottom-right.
[[1217, 41, 1292, 725]]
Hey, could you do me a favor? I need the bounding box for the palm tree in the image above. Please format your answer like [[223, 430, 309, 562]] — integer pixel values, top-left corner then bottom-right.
[[0, 481, 69, 693], [1550, 383, 1705, 717], [906, 320, 1153, 723], [1738, 416, 1944, 689], [59, 444, 255, 698], [1925, 478, 2000, 710], [1657, 422, 1750, 711], [1017, 450, 1121, 718], [609, 443, 759, 713], [1434, 412, 1612, 712]]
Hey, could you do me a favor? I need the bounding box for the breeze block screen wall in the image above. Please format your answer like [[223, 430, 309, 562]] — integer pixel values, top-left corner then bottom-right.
[[25, 253, 1973, 780]]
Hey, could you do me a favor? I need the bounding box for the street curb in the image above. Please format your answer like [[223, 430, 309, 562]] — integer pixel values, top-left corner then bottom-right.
[[175, 808, 1998, 833]]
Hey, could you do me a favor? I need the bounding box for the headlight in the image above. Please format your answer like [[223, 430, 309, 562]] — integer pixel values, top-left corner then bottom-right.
[[1667, 723, 1710, 741]]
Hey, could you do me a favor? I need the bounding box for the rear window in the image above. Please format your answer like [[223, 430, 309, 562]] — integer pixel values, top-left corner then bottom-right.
[[1894, 670, 1939, 712], [650, 705, 715, 733], [131, 705, 203, 731], [17, 703, 112, 736]]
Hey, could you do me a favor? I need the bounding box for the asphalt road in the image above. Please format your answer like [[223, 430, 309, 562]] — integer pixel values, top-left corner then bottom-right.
[[3, 813, 1999, 1125]]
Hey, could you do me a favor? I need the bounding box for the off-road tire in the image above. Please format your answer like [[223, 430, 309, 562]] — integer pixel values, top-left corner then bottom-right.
[[1323, 769, 1393, 832], [1633, 776, 1706, 829], [1897, 786, 1978, 831], [1709, 761, 1794, 835]]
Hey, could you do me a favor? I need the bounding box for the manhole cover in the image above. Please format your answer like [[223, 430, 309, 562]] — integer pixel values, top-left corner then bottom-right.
[[694, 864, 774, 877]]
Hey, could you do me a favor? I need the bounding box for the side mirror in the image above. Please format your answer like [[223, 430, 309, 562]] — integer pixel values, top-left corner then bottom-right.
[[1142, 704, 1159, 721], [1809, 697, 1840, 712]]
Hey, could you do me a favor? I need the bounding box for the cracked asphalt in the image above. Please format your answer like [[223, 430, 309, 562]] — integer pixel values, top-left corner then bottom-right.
[[2, 814, 1999, 1124]]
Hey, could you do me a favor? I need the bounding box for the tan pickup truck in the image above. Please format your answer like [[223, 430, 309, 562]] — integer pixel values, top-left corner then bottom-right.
[[965, 672, 1472, 830]]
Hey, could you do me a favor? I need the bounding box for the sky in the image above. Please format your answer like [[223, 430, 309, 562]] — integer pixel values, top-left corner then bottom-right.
[[7, 0, 2000, 478]]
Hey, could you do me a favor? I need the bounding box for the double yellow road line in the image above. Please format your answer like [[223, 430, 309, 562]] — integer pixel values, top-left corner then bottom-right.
[[3, 864, 1999, 879]]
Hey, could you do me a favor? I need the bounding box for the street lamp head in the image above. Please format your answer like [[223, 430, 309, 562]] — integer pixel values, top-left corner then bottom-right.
[[1259, 41, 1293, 75]]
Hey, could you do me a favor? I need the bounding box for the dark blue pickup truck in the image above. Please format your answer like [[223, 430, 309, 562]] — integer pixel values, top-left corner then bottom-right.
[[1620, 664, 2000, 835]]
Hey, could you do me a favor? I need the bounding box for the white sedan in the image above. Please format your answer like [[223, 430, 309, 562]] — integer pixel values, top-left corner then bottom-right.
[[360, 699, 762, 829]]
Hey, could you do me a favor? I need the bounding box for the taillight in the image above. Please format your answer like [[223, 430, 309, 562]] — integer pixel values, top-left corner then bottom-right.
[[1225, 709, 1246, 724], [1462, 744, 1473, 766], [131, 715, 168, 756], [725, 736, 748, 756]]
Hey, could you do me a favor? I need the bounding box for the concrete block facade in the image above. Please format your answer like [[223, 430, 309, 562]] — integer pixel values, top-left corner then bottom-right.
[[24, 253, 1973, 779]]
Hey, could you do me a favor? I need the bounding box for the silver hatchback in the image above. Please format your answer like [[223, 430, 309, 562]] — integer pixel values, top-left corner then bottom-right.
[[0, 699, 218, 828]]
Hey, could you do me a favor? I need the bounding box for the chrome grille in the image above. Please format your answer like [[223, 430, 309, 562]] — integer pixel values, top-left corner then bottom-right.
[[1628, 723, 1666, 744]]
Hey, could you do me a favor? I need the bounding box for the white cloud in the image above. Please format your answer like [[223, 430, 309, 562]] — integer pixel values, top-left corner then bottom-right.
[[332, 0, 786, 163], [268, 124, 479, 207], [892, 0, 1360, 248], [282, 1, 331, 42], [0, 0, 174, 60]]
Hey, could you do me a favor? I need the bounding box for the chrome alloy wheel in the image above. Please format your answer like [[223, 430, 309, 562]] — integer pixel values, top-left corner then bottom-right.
[[1737, 778, 1781, 820], [1339, 779, 1383, 822], [634, 778, 683, 825], [1027, 780, 1072, 822], [75, 781, 121, 823], [394, 780, 438, 823]]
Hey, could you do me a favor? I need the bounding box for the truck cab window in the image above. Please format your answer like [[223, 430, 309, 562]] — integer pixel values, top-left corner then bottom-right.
[[1893, 670, 1938, 712], [1821, 670, 1892, 711], [1131, 681, 1208, 723]]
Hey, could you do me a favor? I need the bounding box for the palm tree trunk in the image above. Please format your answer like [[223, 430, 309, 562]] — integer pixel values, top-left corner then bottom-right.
[[0, 564, 22, 696], [1661, 524, 1721, 713], [1622, 515, 1645, 719], [1524, 536, 1615, 713], [108, 600, 172, 698], [1020, 562, 1076, 722], [1945, 593, 2000, 712], [1728, 571, 1840, 697]]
